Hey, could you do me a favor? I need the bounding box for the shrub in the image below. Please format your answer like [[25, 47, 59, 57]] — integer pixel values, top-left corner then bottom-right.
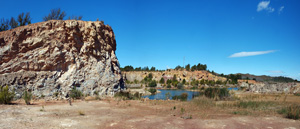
[[167, 84, 171, 88], [148, 80, 157, 87], [177, 83, 184, 89], [0, 86, 15, 104], [294, 93, 300, 96], [23, 91, 32, 105], [172, 93, 188, 101], [166, 79, 172, 85], [204, 87, 230, 100], [114, 91, 131, 99], [181, 93, 188, 101], [70, 87, 83, 99], [159, 78, 165, 84], [149, 89, 157, 94]]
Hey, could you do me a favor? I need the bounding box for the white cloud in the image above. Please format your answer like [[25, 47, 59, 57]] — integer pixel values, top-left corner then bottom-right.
[[279, 6, 284, 14], [229, 50, 276, 58], [267, 70, 284, 73], [257, 1, 275, 13]]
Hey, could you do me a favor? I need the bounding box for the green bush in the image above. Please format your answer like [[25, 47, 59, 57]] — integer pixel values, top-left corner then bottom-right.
[[114, 91, 141, 100], [23, 91, 32, 105], [172, 93, 188, 101], [181, 93, 188, 101], [204, 88, 230, 100], [294, 93, 300, 96], [167, 84, 171, 88], [159, 78, 165, 84], [148, 80, 157, 87], [70, 87, 83, 99], [149, 89, 157, 94], [177, 83, 184, 89], [0, 86, 15, 104], [115, 91, 131, 99]]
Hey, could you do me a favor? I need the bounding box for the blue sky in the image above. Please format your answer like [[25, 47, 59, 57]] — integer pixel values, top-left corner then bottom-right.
[[1, 0, 300, 80]]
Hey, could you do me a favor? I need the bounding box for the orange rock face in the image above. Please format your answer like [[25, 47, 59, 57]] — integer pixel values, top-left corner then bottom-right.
[[0, 20, 124, 98]]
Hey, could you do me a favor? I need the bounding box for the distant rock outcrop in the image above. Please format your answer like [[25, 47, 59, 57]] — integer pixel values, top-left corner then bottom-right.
[[0, 20, 124, 98], [123, 70, 227, 83]]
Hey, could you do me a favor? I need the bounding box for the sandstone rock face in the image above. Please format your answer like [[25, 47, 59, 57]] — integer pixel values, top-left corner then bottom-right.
[[0, 20, 124, 98], [248, 82, 299, 93], [123, 70, 227, 83]]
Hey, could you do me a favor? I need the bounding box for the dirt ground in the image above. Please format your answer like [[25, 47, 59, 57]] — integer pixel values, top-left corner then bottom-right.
[[0, 98, 299, 129]]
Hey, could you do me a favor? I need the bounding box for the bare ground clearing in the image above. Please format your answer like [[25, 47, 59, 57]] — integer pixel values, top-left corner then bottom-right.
[[0, 98, 299, 129]]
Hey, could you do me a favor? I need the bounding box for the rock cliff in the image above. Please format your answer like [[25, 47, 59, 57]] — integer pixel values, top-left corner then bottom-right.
[[0, 20, 124, 98]]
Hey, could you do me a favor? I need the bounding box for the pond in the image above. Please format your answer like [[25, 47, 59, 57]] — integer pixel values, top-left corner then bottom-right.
[[142, 89, 200, 101], [227, 87, 239, 91], [142, 88, 239, 101]]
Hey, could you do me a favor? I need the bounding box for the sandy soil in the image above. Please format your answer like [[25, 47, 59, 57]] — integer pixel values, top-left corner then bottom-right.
[[0, 98, 299, 129]]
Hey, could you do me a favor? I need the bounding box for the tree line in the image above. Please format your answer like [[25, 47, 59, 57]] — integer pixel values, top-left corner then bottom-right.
[[174, 63, 207, 71], [0, 8, 82, 32], [120, 65, 162, 72]]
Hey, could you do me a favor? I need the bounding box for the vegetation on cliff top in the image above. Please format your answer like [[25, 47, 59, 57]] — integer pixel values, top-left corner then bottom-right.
[[0, 8, 83, 32]]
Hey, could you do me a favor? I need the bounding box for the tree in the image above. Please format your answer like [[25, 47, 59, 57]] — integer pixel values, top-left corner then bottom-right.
[[191, 65, 197, 71], [172, 75, 177, 82], [148, 73, 153, 80], [185, 64, 190, 71], [0, 18, 9, 31], [211, 70, 215, 75], [148, 80, 157, 87], [182, 79, 186, 85], [142, 66, 149, 71], [149, 89, 156, 94], [18, 12, 31, 26], [159, 78, 165, 84], [9, 17, 18, 29], [200, 79, 205, 85], [68, 15, 83, 20], [150, 66, 156, 71], [166, 79, 172, 85], [121, 65, 134, 71], [167, 84, 171, 88], [175, 65, 183, 70], [43, 8, 66, 21]]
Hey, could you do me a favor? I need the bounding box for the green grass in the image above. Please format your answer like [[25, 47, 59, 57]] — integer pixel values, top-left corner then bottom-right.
[[279, 105, 300, 120], [236, 101, 277, 110]]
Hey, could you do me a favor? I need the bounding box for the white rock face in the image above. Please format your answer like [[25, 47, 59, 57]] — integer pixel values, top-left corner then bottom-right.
[[0, 20, 124, 98]]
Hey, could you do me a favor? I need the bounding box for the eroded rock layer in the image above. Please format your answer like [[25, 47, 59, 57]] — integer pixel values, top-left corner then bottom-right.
[[0, 20, 124, 98]]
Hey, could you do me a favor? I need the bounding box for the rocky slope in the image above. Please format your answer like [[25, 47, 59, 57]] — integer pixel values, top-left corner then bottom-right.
[[123, 70, 227, 83], [0, 20, 124, 98]]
